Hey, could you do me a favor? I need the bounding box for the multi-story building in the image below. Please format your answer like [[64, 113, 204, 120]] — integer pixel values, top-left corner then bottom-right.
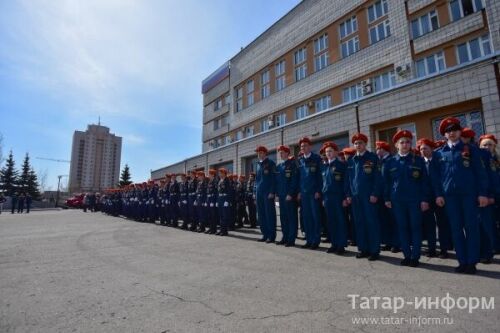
[[69, 124, 122, 193], [152, 0, 500, 179]]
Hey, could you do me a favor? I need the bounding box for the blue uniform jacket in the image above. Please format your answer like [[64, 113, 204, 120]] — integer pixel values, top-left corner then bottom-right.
[[321, 158, 346, 196], [479, 149, 499, 198], [345, 151, 382, 198], [298, 152, 323, 195], [255, 157, 277, 195], [382, 153, 431, 203], [276, 157, 299, 198], [431, 141, 488, 197]]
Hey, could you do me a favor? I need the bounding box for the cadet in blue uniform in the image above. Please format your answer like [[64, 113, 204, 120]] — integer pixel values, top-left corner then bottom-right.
[[376, 141, 399, 253], [195, 171, 208, 233], [276, 145, 299, 247], [297, 137, 323, 249], [345, 133, 382, 260], [235, 175, 248, 228], [321, 141, 348, 254], [431, 117, 488, 274], [383, 130, 430, 267], [168, 175, 180, 227], [255, 145, 277, 243], [478, 134, 499, 263], [206, 169, 219, 234], [245, 173, 257, 228], [188, 171, 199, 231], [216, 168, 232, 236], [179, 174, 190, 229]]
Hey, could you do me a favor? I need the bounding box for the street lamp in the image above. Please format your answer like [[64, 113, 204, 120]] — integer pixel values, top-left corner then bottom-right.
[[55, 175, 68, 208]]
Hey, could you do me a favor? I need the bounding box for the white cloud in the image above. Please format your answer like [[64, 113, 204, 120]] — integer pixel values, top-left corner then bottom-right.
[[122, 133, 146, 145]]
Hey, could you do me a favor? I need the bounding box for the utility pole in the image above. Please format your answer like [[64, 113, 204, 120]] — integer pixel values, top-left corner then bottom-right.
[[55, 175, 68, 208]]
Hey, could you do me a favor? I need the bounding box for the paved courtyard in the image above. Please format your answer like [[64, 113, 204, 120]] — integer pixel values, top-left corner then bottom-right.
[[0, 210, 499, 332]]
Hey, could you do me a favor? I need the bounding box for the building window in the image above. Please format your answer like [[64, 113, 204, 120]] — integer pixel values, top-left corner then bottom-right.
[[236, 130, 243, 141], [275, 113, 286, 127], [416, 51, 446, 78], [341, 36, 360, 58], [457, 34, 491, 64], [339, 16, 358, 39], [213, 98, 223, 111], [432, 111, 484, 139], [261, 119, 270, 132], [372, 70, 396, 93], [235, 87, 243, 112], [369, 20, 390, 44], [315, 95, 332, 112], [245, 126, 254, 137], [213, 118, 220, 131], [378, 123, 416, 147], [342, 83, 363, 103], [411, 10, 439, 39], [247, 80, 254, 106], [295, 104, 309, 120], [450, 0, 484, 22], [294, 47, 307, 64], [294, 47, 307, 82], [368, 0, 388, 23], [225, 135, 232, 145], [261, 70, 270, 99], [314, 33, 329, 72], [295, 64, 307, 82], [225, 94, 231, 105], [275, 60, 286, 92]]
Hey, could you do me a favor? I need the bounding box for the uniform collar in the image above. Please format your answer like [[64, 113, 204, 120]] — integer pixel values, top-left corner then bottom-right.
[[303, 152, 312, 159]]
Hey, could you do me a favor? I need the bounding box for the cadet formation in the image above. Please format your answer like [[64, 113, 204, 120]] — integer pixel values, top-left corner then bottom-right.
[[97, 117, 499, 275]]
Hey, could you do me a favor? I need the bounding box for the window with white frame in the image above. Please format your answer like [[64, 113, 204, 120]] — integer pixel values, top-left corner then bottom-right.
[[275, 113, 286, 127], [294, 47, 307, 82], [261, 70, 270, 99], [245, 126, 254, 137], [342, 83, 363, 103], [416, 51, 446, 78], [225, 135, 232, 145], [339, 16, 358, 39], [236, 130, 243, 141], [295, 104, 309, 119], [235, 87, 243, 112], [372, 70, 396, 93], [225, 94, 231, 105], [457, 34, 491, 64], [314, 33, 329, 72], [450, 0, 484, 22], [247, 80, 254, 106], [261, 119, 270, 132], [341, 36, 360, 58], [275, 60, 286, 92], [369, 20, 390, 44], [315, 95, 332, 112], [213, 98, 223, 111], [368, 0, 388, 23], [411, 10, 439, 39]]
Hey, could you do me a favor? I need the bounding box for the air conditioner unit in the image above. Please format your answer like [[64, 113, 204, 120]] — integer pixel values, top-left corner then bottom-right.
[[396, 63, 411, 76], [267, 115, 274, 128], [307, 100, 314, 108], [361, 79, 372, 95]]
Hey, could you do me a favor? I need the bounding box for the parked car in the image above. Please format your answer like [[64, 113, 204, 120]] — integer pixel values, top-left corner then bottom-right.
[[66, 194, 84, 208]]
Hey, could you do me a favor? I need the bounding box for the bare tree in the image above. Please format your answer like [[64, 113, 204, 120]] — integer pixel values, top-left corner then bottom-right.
[[38, 168, 49, 193]]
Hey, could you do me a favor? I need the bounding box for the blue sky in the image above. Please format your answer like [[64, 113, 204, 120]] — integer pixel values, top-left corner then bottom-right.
[[0, 0, 301, 190]]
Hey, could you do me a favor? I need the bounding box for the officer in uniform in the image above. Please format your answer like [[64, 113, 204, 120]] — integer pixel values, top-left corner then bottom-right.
[[168, 174, 180, 227], [235, 175, 248, 228], [245, 172, 257, 228], [187, 171, 199, 231], [179, 173, 189, 229], [431, 117, 488, 274], [383, 130, 430, 267], [255, 145, 277, 243], [345, 133, 382, 260], [342, 147, 357, 246], [195, 171, 208, 233], [321, 141, 348, 254], [297, 137, 323, 249], [276, 145, 299, 247], [216, 168, 232, 236], [376, 141, 399, 253], [206, 169, 219, 234]]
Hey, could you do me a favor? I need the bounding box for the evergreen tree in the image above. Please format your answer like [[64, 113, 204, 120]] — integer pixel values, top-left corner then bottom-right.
[[0, 150, 19, 195], [28, 167, 41, 199], [119, 164, 132, 186], [19, 153, 31, 192]]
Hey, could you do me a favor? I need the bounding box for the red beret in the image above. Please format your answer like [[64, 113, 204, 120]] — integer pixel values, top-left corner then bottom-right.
[[197, 171, 206, 177], [208, 169, 217, 175], [255, 145, 268, 154], [479, 134, 498, 144], [319, 147, 325, 155], [322, 141, 339, 151], [375, 141, 390, 152], [177, 173, 186, 177], [231, 174, 239, 180], [342, 147, 356, 156], [299, 137, 312, 146], [277, 145, 290, 154], [351, 133, 368, 144], [439, 117, 461, 135], [392, 130, 413, 144], [416, 138, 435, 149], [218, 168, 228, 175], [142, 182, 147, 185], [461, 127, 476, 138], [239, 175, 245, 179]]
